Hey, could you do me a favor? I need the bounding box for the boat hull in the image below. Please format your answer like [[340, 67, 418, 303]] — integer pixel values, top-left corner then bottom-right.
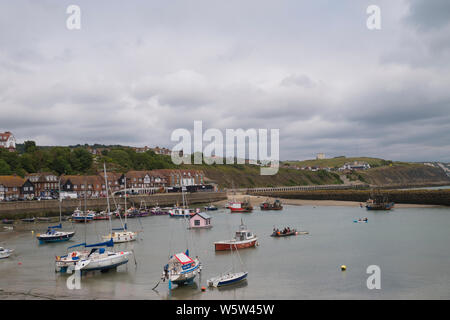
[[229, 207, 253, 213], [77, 252, 130, 273], [271, 231, 297, 237], [38, 231, 75, 243], [214, 239, 257, 251]]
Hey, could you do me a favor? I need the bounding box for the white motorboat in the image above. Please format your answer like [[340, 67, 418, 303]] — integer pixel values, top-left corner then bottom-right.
[[0, 247, 14, 259]]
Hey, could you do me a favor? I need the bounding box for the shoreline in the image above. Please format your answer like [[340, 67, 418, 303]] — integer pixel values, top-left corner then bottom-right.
[[219, 195, 443, 208]]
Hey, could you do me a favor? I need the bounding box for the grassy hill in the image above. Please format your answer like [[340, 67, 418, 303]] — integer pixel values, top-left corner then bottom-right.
[[182, 164, 343, 188], [284, 156, 396, 168]]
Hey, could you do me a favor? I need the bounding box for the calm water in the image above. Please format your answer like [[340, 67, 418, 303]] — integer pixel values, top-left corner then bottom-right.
[[1, 204, 449, 299]]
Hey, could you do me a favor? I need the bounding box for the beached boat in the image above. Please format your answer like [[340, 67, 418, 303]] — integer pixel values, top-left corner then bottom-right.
[[37, 225, 75, 244], [21, 217, 36, 223], [36, 217, 52, 222], [162, 251, 202, 286], [208, 271, 248, 287], [260, 199, 283, 211], [214, 220, 258, 251], [56, 164, 132, 274], [365, 192, 395, 210], [56, 239, 130, 273], [204, 204, 218, 211], [0, 247, 14, 259], [2, 219, 14, 225], [229, 199, 253, 213], [74, 246, 131, 273]]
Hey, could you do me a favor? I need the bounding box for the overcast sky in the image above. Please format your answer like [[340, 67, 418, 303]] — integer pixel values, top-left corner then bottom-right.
[[1, 0, 449, 162]]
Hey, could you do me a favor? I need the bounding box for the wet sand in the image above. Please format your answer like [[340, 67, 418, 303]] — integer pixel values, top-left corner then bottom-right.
[[221, 194, 442, 208]]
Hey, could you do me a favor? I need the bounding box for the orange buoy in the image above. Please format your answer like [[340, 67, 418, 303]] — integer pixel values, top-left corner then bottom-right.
[[201, 286, 206, 292]]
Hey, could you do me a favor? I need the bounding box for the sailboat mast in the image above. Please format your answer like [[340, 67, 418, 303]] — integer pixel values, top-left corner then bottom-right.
[[58, 177, 62, 223], [103, 163, 113, 233], [124, 176, 127, 228]]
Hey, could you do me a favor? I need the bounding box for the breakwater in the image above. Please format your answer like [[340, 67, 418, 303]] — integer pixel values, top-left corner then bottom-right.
[[0, 192, 227, 219], [251, 189, 450, 206]]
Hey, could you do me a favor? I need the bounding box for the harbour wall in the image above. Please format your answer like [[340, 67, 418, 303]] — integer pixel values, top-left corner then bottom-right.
[[251, 189, 450, 206], [0, 192, 227, 219]]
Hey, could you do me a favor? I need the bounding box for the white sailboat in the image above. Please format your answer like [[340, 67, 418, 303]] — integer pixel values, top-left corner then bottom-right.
[[208, 218, 249, 287], [102, 176, 137, 243], [55, 164, 132, 274]]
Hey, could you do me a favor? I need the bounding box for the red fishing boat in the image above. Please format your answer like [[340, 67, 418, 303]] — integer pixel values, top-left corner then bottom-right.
[[214, 220, 258, 251], [229, 199, 253, 213]]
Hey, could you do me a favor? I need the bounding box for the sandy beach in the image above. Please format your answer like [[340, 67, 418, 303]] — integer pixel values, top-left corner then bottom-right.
[[218, 194, 442, 208]]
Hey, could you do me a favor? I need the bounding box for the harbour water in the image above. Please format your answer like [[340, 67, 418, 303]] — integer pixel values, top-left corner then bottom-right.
[[1, 204, 449, 299]]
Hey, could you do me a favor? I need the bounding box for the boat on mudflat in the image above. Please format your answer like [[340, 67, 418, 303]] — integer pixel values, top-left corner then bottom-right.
[[21, 217, 36, 223], [260, 199, 283, 211], [214, 220, 258, 251], [365, 192, 395, 210], [208, 271, 248, 287], [0, 247, 14, 259], [162, 251, 202, 286], [2, 219, 14, 225], [37, 224, 75, 244], [229, 199, 253, 213]]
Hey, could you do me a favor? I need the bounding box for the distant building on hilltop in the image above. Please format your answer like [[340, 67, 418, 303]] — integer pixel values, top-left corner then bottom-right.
[[316, 153, 325, 160], [0, 131, 16, 152], [339, 161, 371, 171]]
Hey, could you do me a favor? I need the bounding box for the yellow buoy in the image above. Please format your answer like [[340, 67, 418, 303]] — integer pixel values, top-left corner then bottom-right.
[[341, 265, 347, 271]]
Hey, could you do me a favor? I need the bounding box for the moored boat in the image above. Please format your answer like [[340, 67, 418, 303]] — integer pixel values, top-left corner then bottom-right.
[[37, 225, 75, 244], [208, 271, 248, 287], [271, 227, 298, 237], [365, 192, 395, 210], [229, 199, 253, 213], [260, 199, 283, 211], [214, 220, 258, 251], [169, 207, 197, 217], [72, 209, 95, 223], [21, 217, 36, 223], [0, 247, 14, 259], [162, 251, 202, 286], [151, 206, 170, 215], [204, 204, 218, 211], [2, 219, 14, 225]]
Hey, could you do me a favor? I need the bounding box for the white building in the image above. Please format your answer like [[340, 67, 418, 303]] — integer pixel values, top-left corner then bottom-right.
[[0, 131, 16, 152], [316, 153, 325, 160]]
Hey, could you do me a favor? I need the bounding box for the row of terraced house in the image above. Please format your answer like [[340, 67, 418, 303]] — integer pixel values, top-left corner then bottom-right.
[[0, 169, 206, 201]]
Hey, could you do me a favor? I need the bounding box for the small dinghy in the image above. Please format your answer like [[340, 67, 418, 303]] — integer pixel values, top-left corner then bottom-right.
[[204, 204, 218, 211], [271, 227, 298, 237], [0, 247, 14, 259], [353, 218, 368, 223]]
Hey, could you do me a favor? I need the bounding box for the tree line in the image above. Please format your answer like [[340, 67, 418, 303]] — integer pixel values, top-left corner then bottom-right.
[[0, 141, 176, 177]]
